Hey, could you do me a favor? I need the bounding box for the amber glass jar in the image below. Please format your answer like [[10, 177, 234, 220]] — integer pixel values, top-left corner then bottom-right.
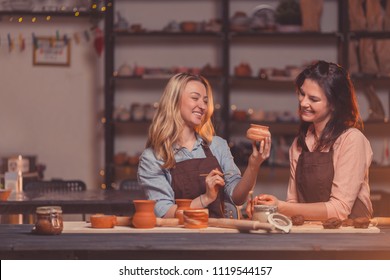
[[34, 206, 64, 235]]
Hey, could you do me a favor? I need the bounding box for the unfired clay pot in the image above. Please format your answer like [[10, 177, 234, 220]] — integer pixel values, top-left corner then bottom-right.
[[132, 200, 156, 229], [183, 208, 209, 229], [246, 124, 270, 141], [175, 199, 192, 225]]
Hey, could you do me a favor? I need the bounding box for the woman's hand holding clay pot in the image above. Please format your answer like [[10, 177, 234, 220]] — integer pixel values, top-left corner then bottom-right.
[[246, 124, 271, 142], [245, 194, 278, 219]]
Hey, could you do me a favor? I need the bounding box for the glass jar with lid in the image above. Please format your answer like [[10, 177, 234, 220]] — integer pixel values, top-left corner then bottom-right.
[[34, 206, 63, 235], [252, 205, 277, 223]]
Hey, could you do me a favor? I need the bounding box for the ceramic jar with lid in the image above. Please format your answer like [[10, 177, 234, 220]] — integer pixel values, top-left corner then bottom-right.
[[34, 206, 63, 235], [252, 205, 277, 223]]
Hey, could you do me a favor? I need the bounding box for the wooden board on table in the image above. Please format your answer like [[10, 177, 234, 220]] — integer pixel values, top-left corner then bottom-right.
[[291, 221, 380, 233], [62, 221, 380, 234]]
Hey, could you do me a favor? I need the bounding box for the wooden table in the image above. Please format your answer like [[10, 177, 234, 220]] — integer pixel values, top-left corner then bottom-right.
[[1, 223, 389, 260], [0, 189, 146, 216]]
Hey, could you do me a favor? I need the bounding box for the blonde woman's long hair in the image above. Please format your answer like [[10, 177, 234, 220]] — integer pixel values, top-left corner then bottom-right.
[[146, 73, 215, 169]]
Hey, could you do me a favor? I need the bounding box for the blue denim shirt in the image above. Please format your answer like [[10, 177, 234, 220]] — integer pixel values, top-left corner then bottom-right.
[[137, 135, 242, 217]]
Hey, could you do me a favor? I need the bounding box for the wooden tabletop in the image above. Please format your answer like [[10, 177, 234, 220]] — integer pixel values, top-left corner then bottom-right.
[[0, 189, 146, 215], [1, 223, 389, 260]]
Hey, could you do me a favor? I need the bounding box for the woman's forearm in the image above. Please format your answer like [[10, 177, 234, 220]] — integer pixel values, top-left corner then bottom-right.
[[231, 164, 259, 205], [278, 201, 328, 220]]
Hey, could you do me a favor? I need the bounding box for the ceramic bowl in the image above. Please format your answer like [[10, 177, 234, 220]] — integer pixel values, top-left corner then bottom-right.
[[115, 216, 131, 226], [90, 214, 116, 228]]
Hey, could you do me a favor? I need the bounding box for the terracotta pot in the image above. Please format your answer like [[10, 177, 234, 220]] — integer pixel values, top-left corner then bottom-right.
[[183, 208, 209, 229], [132, 200, 156, 229], [0, 189, 12, 201], [180, 21, 197, 32], [234, 63, 252, 77], [90, 214, 117, 228], [246, 124, 270, 141], [175, 199, 192, 225]]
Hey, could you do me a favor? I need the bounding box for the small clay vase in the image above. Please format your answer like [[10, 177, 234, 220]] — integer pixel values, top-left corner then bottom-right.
[[175, 199, 192, 225], [132, 200, 156, 229]]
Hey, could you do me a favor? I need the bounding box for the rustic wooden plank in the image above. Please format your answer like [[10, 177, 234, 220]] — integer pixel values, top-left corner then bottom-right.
[[1, 224, 390, 260], [62, 221, 380, 234]]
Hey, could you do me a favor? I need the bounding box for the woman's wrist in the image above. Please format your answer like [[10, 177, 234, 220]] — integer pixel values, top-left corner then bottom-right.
[[277, 200, 286, 212], [199, 194, 210, 208]]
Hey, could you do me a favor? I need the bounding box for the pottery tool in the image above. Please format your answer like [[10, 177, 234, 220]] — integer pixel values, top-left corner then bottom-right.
[[156, 218, 180, 227], [208, 218, 275, 232], [199, 172, 233, 177], [370, 217, 390, 227]]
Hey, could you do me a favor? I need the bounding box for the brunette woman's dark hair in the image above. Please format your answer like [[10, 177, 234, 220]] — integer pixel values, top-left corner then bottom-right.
[[294, 60, 363, 151]]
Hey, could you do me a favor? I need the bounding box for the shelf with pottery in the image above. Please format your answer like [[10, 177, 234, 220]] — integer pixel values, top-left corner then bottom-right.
[[113, 30, 222, 38], [102, 0, 342, 187], [230, 31, 340, 39], [348, 31, 390, 39]]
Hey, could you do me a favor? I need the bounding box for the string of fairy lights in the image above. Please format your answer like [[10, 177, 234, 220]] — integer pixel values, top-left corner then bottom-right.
[[0, 1, 111, 54]]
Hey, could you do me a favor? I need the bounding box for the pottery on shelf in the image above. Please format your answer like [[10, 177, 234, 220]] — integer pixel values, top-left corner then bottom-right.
[[132, 200, 156, 229]]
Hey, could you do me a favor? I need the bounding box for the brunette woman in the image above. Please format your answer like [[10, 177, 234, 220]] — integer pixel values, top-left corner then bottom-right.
[[248, 60, 373, 220]]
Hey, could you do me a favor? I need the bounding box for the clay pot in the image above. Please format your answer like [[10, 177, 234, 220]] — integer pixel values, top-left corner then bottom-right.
[[183, 208, 209, 229], [234, 63, 252, 77], [132, 200, 156, 229], [175, 199, 192, 225], [0, 189, 12, 201], [180, 21, 197, 32], [246, 124, 270, 141], [90, 214, 117, 228]]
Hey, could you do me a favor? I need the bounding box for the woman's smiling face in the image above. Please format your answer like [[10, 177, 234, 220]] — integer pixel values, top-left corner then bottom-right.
[[298, 79, 333, 127], [180, 80, 208, 128]]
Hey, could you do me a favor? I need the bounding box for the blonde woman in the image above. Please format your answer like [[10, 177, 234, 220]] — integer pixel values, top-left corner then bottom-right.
[[138, 73, 271, 218]]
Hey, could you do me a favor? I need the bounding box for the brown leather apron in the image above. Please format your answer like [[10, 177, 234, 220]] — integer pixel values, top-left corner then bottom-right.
[[295, 140, 371, 218], [170, 143, 225, 218]]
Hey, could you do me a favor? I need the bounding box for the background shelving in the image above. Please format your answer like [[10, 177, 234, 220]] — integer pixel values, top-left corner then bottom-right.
[[103, 0, 390, 199]]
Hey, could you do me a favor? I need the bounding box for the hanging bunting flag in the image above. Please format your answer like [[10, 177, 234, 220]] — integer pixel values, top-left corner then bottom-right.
[[19, 33, 25, 52], [94, 27, 104, 57], [32, 32, 38, 49], [73, 32, 80, 44], [84, 30, 90, 42], [63, 34, 69, 46], [7, 33, 14, 52], [50, 37, 55, 48]]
